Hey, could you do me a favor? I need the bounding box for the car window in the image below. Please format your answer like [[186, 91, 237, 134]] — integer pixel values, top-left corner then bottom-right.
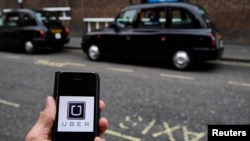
[[36, 11, 60, 24], [0, 17, 2, 26], [138, 8, 166, 28], [170, 8, 197, 28], [3, 13, 20, 27], [21, 14, 37, 26], [199, 7, 212, 28], [115, 9, 137, 28]]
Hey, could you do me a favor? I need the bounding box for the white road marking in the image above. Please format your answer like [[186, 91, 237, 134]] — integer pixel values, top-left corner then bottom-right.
[[0, 99, 20, 108], [106, 129, 141, 141], [160, 73, 194, 80], [108, 67, 134, 73], [228, 81, 250, 87]]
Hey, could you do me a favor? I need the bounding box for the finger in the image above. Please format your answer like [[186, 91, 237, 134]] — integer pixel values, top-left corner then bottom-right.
[[25, 96, 56, 141], [98, 117, 108, 135], [38, 96, 56, 127], [99, 100, 105, 112], [94, 137, 105, 141]]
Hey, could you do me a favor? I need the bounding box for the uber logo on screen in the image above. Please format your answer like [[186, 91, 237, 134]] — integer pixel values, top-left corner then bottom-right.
[[58, 96, 94, 132], [67, 102, 86, 120]]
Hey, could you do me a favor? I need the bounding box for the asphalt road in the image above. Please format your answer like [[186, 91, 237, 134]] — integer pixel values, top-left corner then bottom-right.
[[0, 48, 249, 141]]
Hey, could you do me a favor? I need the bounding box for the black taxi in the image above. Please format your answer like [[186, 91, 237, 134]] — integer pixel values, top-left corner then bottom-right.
[[0, 9, 70, 54], [81, 2, 224, 70]]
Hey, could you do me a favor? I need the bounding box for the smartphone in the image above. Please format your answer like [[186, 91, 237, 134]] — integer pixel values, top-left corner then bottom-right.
[[52, 72, 100, 141]]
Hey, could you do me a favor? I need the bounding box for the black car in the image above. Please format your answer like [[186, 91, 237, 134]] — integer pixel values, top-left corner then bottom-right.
[[81, 2, 224, 70], [0, 9, 70, 54]]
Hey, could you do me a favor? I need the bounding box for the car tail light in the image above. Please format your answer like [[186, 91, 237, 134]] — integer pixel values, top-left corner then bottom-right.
[[210, 33, 216, 47], [39, 29, 45, 38], [65, 27, 70, 36], [218, 33, 222, 40]]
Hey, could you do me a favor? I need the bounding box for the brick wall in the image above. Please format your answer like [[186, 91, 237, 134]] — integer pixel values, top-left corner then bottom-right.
[[190, 0, 250, 45], [0, 0, 249, 45]]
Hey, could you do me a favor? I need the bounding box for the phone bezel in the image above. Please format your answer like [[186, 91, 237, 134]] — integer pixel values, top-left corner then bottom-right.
[[52, 72, 100, 141]]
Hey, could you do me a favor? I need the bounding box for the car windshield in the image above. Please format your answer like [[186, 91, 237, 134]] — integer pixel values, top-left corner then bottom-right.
[[199, 7, 212, 28], [0, 17, 2, 26], [36, 11, 60, 24], [115, 9, 137, 28]]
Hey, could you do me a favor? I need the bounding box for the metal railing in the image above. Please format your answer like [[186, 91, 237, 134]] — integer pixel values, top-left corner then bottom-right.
[[43, 7, 72, 20], [2, 7, 72, 21], [83, 18, 114, 32]]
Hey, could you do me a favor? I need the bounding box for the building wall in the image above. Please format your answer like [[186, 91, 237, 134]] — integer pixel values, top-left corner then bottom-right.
[[0, 0, 249, 45], [190, 0, 250, 45]]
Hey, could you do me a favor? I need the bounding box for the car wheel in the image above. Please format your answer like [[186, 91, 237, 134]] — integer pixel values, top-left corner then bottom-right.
[[172, 49, 193, 70], [24, 41, 36, 54], [87, 44, 101, 61]]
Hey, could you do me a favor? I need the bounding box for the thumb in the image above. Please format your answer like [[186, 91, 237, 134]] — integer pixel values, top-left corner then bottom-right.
[[37, 96, 56, 129], [25, 96, 56, 141]]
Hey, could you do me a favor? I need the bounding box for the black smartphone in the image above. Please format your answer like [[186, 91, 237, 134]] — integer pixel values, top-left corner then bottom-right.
[[52, 72, 100, 141]]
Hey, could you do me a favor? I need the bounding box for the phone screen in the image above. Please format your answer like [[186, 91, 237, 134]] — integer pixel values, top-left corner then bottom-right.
[[57, 96, 94, 132], [52, 72, 100, 141]]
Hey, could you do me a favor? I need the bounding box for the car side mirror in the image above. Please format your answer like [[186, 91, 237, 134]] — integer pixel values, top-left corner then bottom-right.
[[111, 23, 121, 32], [211, 22, 216, 28]]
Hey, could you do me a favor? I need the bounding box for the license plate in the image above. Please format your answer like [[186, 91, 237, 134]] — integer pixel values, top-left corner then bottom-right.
[[51, 29, 62, 33], [55, 33, 61, 39], [219, 40, 224, 48]]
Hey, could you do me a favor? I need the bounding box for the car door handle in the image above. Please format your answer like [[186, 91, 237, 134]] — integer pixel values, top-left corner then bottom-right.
[[126, 36, 131, 40], [161, 36, 166, 41]]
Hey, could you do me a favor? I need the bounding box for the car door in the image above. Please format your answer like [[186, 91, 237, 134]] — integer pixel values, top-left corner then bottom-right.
[[0, 16, 4, 46], [167, 7, 202, 49], [2, 12, 22, 47], [129, 7, 168, 59], [0, 13, 10, 46], [101, 9, 138, 57]]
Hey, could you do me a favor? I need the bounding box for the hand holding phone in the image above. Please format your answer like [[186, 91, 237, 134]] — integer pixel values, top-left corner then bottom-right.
[[52, 72, 100, 141]]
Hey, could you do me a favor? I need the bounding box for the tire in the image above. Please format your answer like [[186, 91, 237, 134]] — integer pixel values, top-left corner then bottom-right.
[[172, 49, 193, 70], [87, 44, 101, 61], [24, 41, 36, 54]]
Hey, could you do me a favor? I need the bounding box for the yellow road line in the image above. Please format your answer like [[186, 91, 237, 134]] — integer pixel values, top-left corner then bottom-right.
[[6, 55, 20, 60], [241, 49, 248, 53], [63, 62, 85, 67], [160, 73, 194, 80], [215, 61, 250, 67], [0, 99, 20, 108], [228, 81, 250, 87], [141, 119, 156, 135], [34, 59, 85, 68], [108, 67, 134, 73], [106, 129, 141, 141]]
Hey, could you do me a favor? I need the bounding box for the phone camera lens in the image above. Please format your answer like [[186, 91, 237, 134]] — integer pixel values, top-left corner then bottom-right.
[[74, 75, 82, 80]]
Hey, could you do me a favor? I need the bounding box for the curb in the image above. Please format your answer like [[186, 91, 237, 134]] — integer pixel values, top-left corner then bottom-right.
[[220, 58, 250, 63]]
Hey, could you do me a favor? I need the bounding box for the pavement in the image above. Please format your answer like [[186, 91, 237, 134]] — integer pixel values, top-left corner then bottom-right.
[[65, 37, 250, 62]]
